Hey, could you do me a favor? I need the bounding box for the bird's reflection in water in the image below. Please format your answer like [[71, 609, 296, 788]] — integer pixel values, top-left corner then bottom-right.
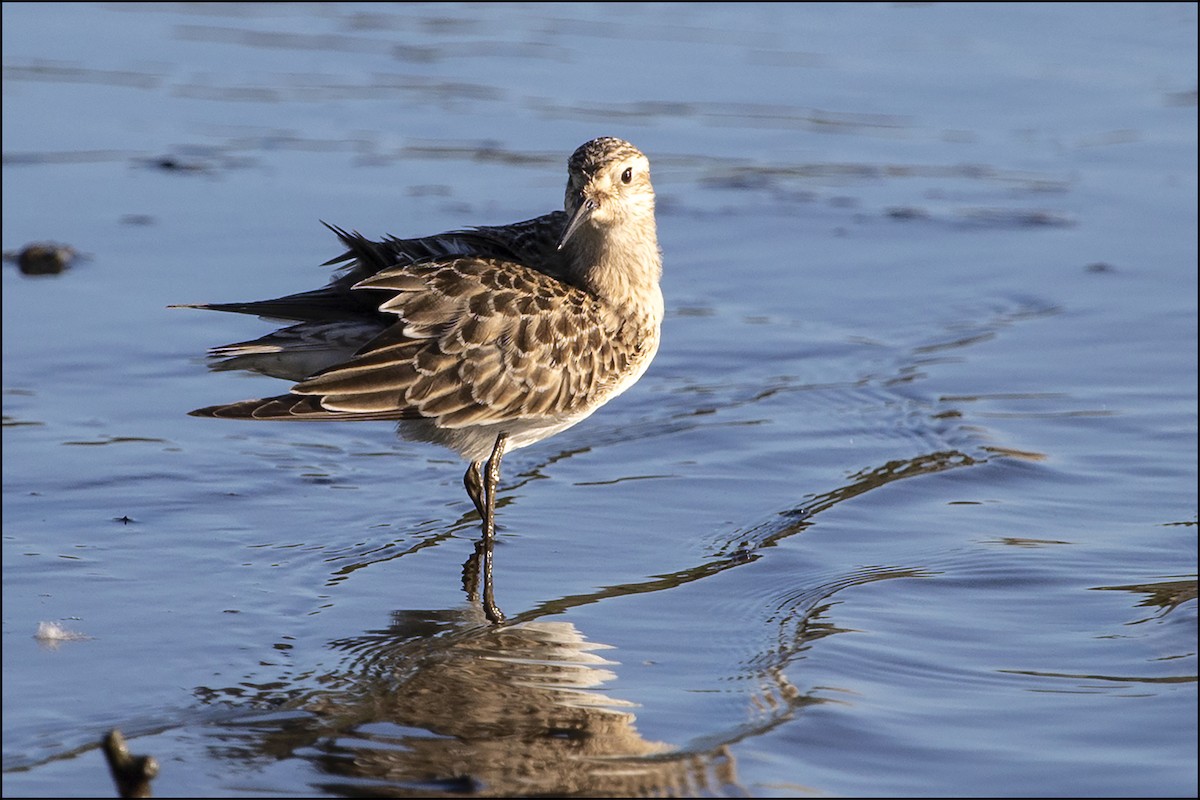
[[204, 610, 738, 797], [462, 534, 505, 624], [194, 449, 974, 794]]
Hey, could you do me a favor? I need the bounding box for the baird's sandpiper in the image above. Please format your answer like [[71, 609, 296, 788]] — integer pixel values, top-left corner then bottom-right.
[[176, 137, 662, 618]]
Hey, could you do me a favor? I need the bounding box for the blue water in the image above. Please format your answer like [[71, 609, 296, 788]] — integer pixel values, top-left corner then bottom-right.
[[4, 3, 1196, 797]]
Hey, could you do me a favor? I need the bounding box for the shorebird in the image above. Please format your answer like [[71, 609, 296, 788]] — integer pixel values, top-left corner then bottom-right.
[[176, 137, 663, 613]]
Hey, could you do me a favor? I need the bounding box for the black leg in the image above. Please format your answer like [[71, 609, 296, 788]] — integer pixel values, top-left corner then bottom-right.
[[463, 460, 485, 520], [461, 544, 480, 601], [460, 537, 505, 623], [481, 433, 508, 540], [479, 534, 504, 623], [461, 434, 509, 622], [479, 433, 508, 623]]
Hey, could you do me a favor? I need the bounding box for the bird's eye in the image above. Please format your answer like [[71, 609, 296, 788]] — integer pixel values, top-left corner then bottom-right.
[[621, 167, 633, 184]]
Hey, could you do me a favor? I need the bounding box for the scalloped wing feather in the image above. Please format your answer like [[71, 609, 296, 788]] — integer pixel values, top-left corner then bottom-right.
[[290, 257, 650, 428]]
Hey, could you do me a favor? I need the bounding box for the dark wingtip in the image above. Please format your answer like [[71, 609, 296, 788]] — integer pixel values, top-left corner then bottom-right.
[[185, 394, 334, 420], [321, 220, 357, 242], [188, 400, 264, 418], [320, 221, 360, 266]]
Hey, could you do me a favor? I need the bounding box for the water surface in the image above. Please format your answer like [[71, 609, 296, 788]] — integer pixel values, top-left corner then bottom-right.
[[3, 3, 1196, 797]]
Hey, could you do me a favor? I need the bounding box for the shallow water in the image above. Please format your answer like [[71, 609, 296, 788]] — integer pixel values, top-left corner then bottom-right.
[[3, 3, 1196, 797]]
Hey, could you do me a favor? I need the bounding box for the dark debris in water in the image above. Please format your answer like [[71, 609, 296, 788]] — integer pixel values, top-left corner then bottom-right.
[[102, 728, 159, 799], [133, 144, 257, 176], [886, 206, 930, 220], [959, 208, 1075, 228], [3, 242, 85, 276], [880, 206, 1076, 229], [148, 155, 210, 173]]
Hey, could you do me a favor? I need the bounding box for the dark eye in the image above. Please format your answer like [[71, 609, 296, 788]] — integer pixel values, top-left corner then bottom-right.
[[621, 167, 633, 184]]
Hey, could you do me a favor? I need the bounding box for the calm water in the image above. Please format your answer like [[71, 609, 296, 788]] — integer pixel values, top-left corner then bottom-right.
[[3, 3, 1196, 797]]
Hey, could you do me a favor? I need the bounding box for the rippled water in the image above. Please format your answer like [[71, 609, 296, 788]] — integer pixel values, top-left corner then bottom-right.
[[3, 3, 1196, 797]]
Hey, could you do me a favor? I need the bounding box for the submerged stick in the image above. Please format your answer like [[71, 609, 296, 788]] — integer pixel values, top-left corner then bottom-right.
[[102, 729, 158, 798]]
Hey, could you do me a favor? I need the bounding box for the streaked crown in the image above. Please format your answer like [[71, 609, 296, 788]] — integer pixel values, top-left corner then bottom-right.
[[568, 137, 647, 178]]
